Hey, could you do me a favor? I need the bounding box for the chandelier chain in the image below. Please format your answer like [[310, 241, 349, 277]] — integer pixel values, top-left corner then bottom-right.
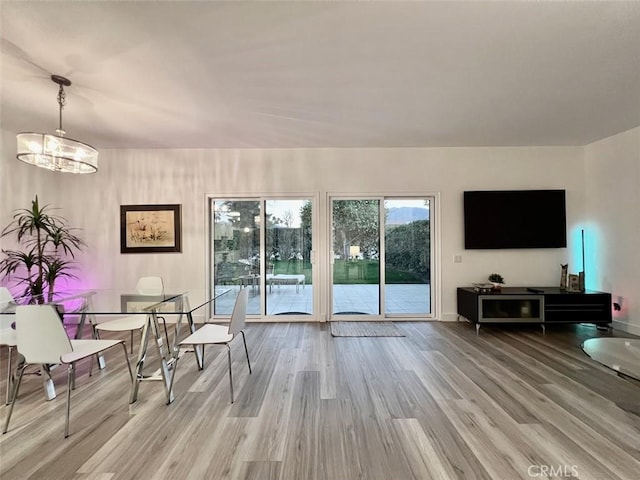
[[57, 84, 66, 135]]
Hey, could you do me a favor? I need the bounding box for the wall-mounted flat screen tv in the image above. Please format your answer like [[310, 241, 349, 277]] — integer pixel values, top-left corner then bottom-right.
[[464, 189, 567, 249]]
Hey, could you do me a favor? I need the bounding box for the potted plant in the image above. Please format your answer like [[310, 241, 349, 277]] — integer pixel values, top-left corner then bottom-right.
[[488, 273, 505, 290], [0, 196, 84, 303]]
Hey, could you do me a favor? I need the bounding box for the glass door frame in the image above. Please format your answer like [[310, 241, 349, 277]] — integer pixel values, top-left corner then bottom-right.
[[207, 193, 319, 321], [328, 195, 383, 320], [327, 193, 439, 322]]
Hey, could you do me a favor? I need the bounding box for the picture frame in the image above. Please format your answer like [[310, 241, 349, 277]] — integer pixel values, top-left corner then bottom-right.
[[120, 204, 182, 254], [567, 274, 580, 292]]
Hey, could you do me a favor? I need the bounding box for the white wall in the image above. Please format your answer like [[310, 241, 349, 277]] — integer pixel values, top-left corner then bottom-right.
[[584, 127, 640, 335], [1, 132, 586, 321]]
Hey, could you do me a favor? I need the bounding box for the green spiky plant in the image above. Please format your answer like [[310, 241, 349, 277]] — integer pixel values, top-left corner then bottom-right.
[[0, 196, 84, 303]]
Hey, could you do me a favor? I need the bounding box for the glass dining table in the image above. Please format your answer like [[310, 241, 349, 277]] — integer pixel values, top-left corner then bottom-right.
[[1, 287, 232, 404]]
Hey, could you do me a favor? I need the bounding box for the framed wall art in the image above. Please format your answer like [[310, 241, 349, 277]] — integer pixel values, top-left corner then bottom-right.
[[120, 204, 182, 254]]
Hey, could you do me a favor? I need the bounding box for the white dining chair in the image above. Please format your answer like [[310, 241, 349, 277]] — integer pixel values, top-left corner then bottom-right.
[[0, 287, 16, 333], [0, 328, 16, 406], [0, 287, 17, 405], [93, 276, 165, 353], [3, 304, 133, 438], [169, 287, 251, 403]]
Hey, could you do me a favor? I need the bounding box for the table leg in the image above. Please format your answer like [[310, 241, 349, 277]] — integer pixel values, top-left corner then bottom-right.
[[152, 309, 176, 405], [169, 297, 204, 370], [129, 314, 151, 403], [129, 310, 176, 405], [187, 311, 204, 369], [76, 299, 105, 369]]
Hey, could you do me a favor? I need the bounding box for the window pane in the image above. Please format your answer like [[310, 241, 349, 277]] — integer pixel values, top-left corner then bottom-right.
[[332, 199, 380, 315], [384, 198, 431, 315], [265, 199, 313, 315], [212, 200, 261, 315]]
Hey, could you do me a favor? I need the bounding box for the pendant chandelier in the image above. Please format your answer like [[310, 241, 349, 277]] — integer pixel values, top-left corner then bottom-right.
[[16, 75, 98, 174]]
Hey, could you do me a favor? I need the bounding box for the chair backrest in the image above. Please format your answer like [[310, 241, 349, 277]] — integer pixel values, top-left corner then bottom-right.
[[228, 287, 248, 336], [0, 287, 15, 329], [136, 276, 164, 295], [0, 287, 14, 304], [15, 305, 73, 364]]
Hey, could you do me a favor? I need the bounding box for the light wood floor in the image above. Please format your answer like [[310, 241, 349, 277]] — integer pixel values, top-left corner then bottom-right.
[[0, 321, 638, 480]]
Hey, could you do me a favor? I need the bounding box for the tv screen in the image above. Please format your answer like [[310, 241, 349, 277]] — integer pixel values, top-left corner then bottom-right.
[[464, 190, 567, 249]]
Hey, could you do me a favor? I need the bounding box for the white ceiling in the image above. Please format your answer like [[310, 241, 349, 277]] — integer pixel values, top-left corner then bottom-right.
[[1, 1, 639, 149]]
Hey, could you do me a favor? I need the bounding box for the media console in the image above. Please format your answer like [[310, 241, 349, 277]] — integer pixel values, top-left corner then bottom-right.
[[457, 286, 612, 334]]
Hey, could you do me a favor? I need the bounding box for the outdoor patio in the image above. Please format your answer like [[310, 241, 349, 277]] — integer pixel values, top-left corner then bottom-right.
[[213, 283, 431, 317]]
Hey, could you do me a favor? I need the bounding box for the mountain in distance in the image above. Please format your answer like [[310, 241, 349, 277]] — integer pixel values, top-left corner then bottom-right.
[[386, 207, 429, 225]]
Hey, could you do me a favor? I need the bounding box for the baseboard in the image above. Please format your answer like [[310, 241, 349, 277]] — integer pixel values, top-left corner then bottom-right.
[[441, 312, 462, 322], [612, 319, 640, 336]]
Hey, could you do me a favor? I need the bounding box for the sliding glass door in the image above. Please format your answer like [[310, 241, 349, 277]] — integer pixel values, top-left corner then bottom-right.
[[211, 199, 261, 315], [265, 199, 312, 315], [330, 196, 433, 320], [210, 197, 313, 317], [210, 194, 434, 320], [384, 198, 431, 315], [331, 199, 380, 316]]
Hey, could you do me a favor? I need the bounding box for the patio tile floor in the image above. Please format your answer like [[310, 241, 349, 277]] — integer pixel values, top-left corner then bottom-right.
[[213, 284, 430, 317]]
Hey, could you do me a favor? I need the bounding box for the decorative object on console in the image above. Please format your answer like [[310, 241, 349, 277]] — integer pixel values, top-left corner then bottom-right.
[[559, 264, 568, 289], [16, 75, 98, 174], [562, 230, 586, 293], [0, 196, 84, 302], [579, 229, 586, 292], [567, 274, 580, 292], [488, 273, 505, 290], [120, 204, 182, 254], [472, 283, 494, 293]]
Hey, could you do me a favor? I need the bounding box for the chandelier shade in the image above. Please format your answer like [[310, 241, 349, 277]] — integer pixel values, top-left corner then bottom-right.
[[16, 132, 98, 174], [16, 75, 98, 174]]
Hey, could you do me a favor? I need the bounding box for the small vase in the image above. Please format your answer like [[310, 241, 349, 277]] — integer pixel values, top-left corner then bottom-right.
[[491, 282, 502, 291]]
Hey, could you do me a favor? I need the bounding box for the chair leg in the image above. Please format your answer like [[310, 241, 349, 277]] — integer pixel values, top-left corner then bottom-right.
[[241, 330, 251, 374], [168, 353, 179, 399], [5, 346, 14, 405], [130, 330, 134, 354], [3, 364, 26, 434], [42, 365, 57, 400], [65, 364, 74, 438], [70, 362, 76, 391], [89, 324, 99, 377], [121, 342, 134, 383], [226, 344, 233, 403]]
